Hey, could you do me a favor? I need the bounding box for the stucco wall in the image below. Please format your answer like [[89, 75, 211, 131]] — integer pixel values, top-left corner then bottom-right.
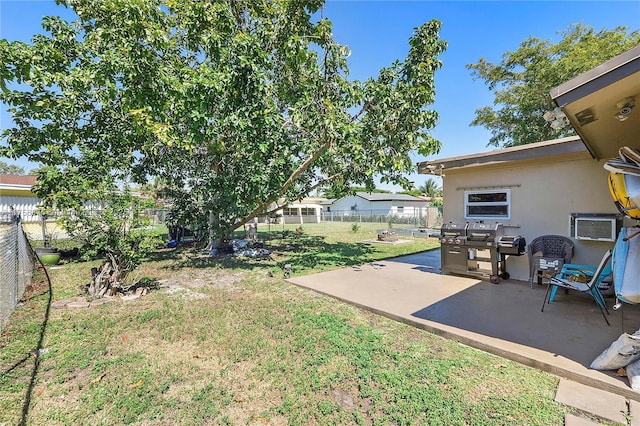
[[331, 196, 390, 215], [330, 196, 427, 217], [441, 151, 626, 282]]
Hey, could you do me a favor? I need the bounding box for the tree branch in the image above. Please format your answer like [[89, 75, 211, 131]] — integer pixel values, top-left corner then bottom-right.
[[349, 101, 370, 123], [229, 138, 332, 231]]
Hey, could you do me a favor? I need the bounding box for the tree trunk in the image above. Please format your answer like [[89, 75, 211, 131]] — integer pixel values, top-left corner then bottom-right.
[[87, 253, 129, 298]]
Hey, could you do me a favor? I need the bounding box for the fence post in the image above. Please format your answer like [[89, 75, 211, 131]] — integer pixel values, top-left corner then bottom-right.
[[14, 215, 19, 313]]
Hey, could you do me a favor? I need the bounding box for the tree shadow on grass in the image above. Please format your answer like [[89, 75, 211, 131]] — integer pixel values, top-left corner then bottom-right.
[[153, 234, 377, 276], [0, 263, 53, 426], [272, 235, 377, 272], [145, 246, 186, 263]]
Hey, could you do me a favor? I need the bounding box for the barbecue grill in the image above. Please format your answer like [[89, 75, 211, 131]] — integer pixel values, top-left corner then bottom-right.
[[440, 222, 468, 277], [439, 222, 526, 283]]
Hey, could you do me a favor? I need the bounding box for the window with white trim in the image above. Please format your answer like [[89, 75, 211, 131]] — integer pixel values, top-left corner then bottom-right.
[[464, 189, 510, 219]]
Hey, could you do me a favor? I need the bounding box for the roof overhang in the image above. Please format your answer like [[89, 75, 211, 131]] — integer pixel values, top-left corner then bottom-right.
[[0, 184, 33, 191], [550, 45, 640, 160], [417, 136, 587, 175]]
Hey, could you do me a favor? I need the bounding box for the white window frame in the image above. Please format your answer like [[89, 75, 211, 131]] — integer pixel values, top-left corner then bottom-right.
[[464, 189, 511, 220]]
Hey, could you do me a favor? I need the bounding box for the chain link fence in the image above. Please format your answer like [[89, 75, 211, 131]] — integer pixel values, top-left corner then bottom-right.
[[321, 207, 443, 229], [1, 210, 36, 331]]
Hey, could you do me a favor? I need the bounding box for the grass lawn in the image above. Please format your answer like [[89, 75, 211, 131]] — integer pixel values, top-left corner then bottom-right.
[[0, 222, 570, 425], [257, 221, 438, 276]]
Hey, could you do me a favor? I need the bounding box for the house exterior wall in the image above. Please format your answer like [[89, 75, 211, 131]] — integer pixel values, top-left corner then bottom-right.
[[330, 195, 382, 214], [0, 194, 41, 222], [441, 151, 624, 281], [275, 197, 327, 224], [281, 203, 322, 224], [329, 196, 427, 217]]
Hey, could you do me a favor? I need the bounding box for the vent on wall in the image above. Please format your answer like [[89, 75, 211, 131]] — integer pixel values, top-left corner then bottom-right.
[[569, 213, 622, 242]]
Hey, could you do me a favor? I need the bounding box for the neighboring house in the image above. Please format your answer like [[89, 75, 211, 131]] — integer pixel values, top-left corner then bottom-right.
[[418, 45, 640, 282], [0, 174, 39, 222], [0, 174, 53, 240], [277, 196, 326, 225], [319, 198, 336, 211], [328, 192, 430, 218], [0, 174, 70, 241]]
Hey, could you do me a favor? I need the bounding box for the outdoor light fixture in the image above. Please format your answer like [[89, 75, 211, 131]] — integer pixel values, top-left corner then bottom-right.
[[543, 107, 569, 130], [615, 97, 636, 122]]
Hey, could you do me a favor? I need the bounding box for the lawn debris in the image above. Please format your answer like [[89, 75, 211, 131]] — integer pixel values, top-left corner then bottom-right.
[[91, 372, 107, 383], [208, 239, 272, 259], [128, 380, 144, 389], [377, 230, 398, 242]]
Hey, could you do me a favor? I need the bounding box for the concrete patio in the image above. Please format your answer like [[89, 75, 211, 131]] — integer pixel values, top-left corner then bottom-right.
[[287, 249, 640, 402]]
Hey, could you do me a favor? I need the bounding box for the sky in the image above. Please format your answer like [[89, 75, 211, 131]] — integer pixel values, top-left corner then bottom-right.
[[1, 0, 639, 191]]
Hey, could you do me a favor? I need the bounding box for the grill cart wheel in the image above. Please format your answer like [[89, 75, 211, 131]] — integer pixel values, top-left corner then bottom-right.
[[500, 272, 510, 280], [490, 274, 500, 284]]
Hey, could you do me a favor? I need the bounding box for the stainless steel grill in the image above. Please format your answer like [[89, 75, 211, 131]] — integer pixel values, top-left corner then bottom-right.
[[439, 222, 468, 277], [439, 222, 525, 283], [439, 222, 467, 244]]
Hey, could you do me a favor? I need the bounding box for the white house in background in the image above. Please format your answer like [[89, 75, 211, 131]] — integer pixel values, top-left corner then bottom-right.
[[0, 174, 63, 241], [327, 192, 429, 218], [0, 174, 39, 222], [278, 196, 325, 224]]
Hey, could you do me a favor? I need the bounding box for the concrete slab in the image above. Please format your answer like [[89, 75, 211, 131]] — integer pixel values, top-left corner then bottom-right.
[[630, 399, 640, 426], [89, 297, 117, 307], [51, 299, 73, 309], [65, 300, 91, 309], [556, 379, 628, 424], [287, 249, 640, 401], [120, 294, 141, 302], [564, 413, 602, 425]]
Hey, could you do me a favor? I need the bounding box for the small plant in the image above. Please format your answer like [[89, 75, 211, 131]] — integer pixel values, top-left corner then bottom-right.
[[58, 190, 162, 298], [351, 223, 360, 233]]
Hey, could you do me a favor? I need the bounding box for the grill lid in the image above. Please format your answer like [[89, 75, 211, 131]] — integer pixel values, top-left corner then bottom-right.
[[441, 222, 467, 234], [466, 222, 504, 240], [498, 235, 527, 255], [498, 235, 523, 245]]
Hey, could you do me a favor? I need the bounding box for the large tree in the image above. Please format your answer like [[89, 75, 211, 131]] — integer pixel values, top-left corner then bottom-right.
[[0, 1, 445, 263], [0, 160, 25, 175], [467, 24, 640, 148]]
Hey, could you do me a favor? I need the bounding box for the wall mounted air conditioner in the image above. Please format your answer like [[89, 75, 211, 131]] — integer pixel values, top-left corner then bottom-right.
[[569, 213, 622, 242]]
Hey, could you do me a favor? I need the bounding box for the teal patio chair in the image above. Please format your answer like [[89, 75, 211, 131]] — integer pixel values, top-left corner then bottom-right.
[[541, 250, 612, 325]]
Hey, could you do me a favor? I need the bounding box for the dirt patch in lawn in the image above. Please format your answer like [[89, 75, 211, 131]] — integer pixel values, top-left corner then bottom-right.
[[157, 268, 246, 300]]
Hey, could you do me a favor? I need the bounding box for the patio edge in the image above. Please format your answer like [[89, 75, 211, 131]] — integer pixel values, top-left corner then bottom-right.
[[289, 280, 640, 403]]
